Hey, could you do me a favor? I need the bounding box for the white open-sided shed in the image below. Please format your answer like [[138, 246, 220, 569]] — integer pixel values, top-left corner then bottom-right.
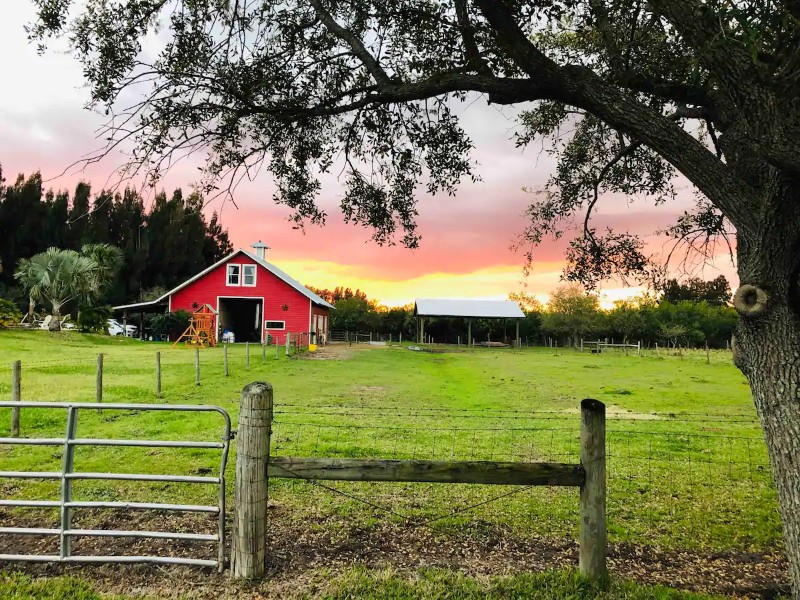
[[413, 299, 525, 345]]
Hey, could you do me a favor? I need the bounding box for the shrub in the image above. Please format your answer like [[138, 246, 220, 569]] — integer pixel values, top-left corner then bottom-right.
[[0, 299, 22, 328], [151, 310, 192, 340], [78, 305, 113, 333]]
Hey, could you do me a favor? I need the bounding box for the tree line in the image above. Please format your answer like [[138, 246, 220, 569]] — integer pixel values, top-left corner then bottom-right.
[[0, 166, 233, 312], [313, 277, 737, 349]]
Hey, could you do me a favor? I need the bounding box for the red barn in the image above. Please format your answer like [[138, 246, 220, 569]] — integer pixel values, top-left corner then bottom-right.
[[114, 242, 332, 345]]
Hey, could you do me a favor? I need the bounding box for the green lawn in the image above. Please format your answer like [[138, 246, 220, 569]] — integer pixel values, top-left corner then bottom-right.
[[0, 568, 731, 599], [0, 330, 784, 597]]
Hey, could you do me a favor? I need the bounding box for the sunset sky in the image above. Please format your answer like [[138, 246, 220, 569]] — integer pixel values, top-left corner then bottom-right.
[[0, 5, 736, 308]]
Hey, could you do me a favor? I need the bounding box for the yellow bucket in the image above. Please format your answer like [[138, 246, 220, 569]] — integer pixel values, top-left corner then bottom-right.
[[309, 344, 318, 352]]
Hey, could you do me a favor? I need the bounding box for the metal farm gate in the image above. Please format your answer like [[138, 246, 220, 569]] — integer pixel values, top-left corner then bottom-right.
[[0, 402, 231, 571]]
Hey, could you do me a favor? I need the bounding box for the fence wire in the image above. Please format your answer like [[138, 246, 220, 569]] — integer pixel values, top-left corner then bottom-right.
[[268, 413, 777, 553]]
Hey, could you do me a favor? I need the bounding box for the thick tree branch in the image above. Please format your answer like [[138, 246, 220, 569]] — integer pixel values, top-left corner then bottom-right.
[[608, 71, 714, 110], [474, 0, 758, 233], [247, 73, 554, 119], [308, 0, 391, 85], [648, 0, 800, 174], [454, 0, 492, 75], [647, 0, 762, 97]]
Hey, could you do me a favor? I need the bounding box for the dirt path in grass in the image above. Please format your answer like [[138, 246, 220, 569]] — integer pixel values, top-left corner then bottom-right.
[[0, 511, 788, 598]]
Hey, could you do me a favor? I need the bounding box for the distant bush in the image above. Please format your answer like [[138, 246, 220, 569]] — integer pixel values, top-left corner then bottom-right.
[[78, 305, 113, 333], [151, 310, 192, 340], [0, 298, 22, 328]]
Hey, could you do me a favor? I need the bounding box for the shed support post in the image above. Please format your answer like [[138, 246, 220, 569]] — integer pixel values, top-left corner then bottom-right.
[[231, 382, 273, 580], [467, 320, 472, 348], [580, 399, 607, 580], [516, 321, 520, 348], [420, 318, 425, 344]]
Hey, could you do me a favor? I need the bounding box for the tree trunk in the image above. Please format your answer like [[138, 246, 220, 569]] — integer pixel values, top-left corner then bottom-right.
[[50, 303, 62, 331], [28, 297, 35, 320], [735, 303, 800, 592], [734, 199, 800, 594]]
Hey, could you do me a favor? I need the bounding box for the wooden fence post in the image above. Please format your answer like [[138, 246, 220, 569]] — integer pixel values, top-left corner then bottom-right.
[[155, 352, 162, 398], [10, 360, 21, 438], [224, 345, 229, 377], [96, 354, 104, 410], [275, 337, 279, 359], [246, 342, 250, 369], [706, 342, 711, 364], [579, 398, 607, 580], [285, 333, 291, 357], [195, 347, 201, 386], [261, 342, 266, 364], [231, 382, 273, 580]]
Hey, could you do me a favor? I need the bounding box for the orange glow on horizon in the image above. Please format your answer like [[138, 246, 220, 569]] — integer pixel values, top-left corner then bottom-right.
[[271, 256, 652, 309]]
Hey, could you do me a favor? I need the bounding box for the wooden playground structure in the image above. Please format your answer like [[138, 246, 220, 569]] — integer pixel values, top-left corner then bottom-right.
[[172, 305, 217, 348]]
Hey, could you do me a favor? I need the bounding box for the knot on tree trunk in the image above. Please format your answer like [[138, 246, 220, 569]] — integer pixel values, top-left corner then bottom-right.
[[733, 284, 768, 317]]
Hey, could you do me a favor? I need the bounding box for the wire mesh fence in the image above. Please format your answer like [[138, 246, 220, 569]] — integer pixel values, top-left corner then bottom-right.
[[267, 407, 778, 554], [0, 347, 780, 557]]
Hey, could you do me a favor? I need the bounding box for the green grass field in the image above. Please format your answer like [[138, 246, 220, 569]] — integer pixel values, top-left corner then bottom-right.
[[0, 330, 784, 597], [0, 568, 731, 599]]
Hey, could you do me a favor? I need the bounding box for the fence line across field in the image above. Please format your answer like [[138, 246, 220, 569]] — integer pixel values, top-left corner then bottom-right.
[[232, 383, 608, 580], [6, 354, 762, 438], [268, 420, 769, 466], [0, 380, 778, 580], [5, 341, 307, 436], [270, 402, 760, 420]]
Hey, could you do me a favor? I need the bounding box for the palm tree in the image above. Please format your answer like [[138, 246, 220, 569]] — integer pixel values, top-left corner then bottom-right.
[[14, 246, 120, 331], [80, 243, 123, 299]]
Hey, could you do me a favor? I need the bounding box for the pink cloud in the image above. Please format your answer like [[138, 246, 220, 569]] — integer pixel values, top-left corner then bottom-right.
[[0, 5, 738, 304]]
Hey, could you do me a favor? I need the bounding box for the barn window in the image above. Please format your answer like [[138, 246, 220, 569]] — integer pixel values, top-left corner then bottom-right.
[[242, 264, 257, 286], [265, 320, 285, 330], [226, 264, 240, 286]]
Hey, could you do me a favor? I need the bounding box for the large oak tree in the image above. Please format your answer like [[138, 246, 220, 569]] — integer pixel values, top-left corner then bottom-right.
[[29, 0, 800, 590]]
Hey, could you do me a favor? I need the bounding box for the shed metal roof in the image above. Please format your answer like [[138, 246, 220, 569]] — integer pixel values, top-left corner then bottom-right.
[[414, 299, 524, 319]]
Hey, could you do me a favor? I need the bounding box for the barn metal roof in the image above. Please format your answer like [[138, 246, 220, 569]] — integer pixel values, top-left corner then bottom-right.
[[113, 249, 333, 311], [242, 250, 334, 309], [414, 299, 525, 319]]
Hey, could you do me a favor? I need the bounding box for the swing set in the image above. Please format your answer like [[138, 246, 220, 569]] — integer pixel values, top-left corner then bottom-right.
[[172, 305, 218, 348]]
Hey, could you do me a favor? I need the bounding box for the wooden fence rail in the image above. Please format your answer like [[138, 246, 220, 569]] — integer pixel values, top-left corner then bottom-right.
[[231, 383, 607, 581], [268, 457, 584, 486]]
